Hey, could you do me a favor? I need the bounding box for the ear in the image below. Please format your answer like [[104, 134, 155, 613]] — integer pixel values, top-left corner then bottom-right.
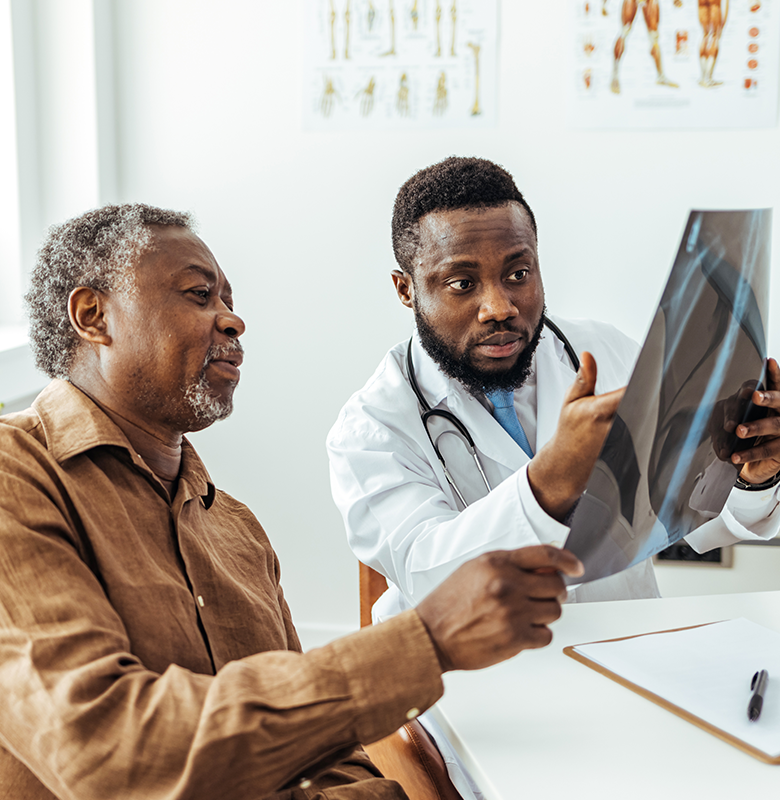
[[391, 270, 415, 309], [68, 287, 112, 346]]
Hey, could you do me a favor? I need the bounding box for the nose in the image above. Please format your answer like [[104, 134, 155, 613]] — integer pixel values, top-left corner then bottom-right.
[[217, 307, 246, 339], [477, 283, 518, 324]]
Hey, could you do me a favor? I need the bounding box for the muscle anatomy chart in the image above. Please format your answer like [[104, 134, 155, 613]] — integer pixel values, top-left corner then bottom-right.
[[569, 0, 780, 128], [303, 0, 498, 129]]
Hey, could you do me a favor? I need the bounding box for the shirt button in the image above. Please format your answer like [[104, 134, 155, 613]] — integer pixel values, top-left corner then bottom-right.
[[300, 779, 312, 789], [197, 596, 205, 607], [406, 708, 420, 720]]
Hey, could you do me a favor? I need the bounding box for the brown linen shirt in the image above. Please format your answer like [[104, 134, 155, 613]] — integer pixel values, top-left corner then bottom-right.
[[0, 380, 444, 800]]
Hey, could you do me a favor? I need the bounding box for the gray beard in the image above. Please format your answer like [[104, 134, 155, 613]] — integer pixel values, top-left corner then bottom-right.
[[184, 375, 233, 424], [184, 340, 243, 425]]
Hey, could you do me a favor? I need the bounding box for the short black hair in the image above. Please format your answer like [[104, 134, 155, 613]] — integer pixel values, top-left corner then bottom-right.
[[25, 203, 193, 380], [391, 156, 537, 274]]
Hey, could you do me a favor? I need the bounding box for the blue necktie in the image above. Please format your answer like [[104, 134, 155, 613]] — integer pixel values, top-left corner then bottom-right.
[[486, 388, 534, 458]]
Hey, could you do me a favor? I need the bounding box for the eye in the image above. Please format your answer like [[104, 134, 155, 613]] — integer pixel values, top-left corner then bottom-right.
[[448, 278, 474, 292], [189, 288, 210, 302], [508, 269, 529, 282]]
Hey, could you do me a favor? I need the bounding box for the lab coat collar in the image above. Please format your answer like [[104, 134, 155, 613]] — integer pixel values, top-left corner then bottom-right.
[[409, 332, 453, 408]]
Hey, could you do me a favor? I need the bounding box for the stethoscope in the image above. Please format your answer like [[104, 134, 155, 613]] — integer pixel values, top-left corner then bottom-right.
[[406, 316, 580, 507]]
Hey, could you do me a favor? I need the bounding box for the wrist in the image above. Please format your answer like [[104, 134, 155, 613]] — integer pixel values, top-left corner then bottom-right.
[[735, 471, 780, 491], [527, 459, 581, 523], [413, 607, 453, 673]]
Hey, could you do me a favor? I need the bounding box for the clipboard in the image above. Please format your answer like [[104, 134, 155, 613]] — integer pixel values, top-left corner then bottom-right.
[[564, 620, 780, 765]]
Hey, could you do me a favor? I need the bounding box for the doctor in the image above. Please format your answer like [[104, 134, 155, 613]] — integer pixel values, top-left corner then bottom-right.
[[327, 156, 780, 621]]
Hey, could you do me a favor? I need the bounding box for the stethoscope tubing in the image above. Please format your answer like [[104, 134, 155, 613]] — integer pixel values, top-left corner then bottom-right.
[[406, 316, 580, 505]]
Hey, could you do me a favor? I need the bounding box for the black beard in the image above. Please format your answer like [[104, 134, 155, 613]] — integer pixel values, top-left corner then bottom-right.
[[415, 308, 546, 396]]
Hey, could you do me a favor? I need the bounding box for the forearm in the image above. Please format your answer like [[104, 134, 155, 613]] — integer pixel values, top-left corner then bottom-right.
[[686, 485, 780, 552], [0, 612, 442, 799], [347, 466, 565, 606]]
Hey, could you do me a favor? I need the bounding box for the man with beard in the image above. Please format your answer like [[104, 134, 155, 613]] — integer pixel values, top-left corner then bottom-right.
[[0, 203, 584, 799], [327, 156, 780, 798], [327, 156, 780, 617]]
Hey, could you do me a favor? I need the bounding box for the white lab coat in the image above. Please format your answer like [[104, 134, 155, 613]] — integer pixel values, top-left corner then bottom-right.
[[328, 315, 780, 619]]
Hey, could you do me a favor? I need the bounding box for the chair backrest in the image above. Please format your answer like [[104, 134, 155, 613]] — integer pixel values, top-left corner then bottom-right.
[[358, 561, 463, 800], [359, 561, 388, 627]]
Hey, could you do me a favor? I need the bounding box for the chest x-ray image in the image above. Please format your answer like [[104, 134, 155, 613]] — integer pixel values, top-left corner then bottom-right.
[[565, 209, 771, 585]]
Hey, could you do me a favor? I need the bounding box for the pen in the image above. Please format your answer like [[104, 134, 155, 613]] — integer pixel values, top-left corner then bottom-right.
[[748, 669, 769, 722]]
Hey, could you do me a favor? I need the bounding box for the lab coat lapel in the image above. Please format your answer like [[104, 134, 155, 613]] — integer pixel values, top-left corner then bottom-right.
[[536, 330, 577, 451], [447, 384, 529, 472]]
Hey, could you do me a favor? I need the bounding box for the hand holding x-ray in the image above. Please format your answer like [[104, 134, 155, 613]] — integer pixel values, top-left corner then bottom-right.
[[707, 375, 764, 462], [563, 209, 774, 585], [528, 352, 625, 523], [731, 357, 780, 484]]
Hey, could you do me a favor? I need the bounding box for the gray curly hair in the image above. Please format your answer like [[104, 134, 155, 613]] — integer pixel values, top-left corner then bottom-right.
[[25, 203, 194, 379]]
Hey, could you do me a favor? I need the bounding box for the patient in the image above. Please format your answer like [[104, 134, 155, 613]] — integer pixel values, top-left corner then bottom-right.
[[0, 203, 582, 800]]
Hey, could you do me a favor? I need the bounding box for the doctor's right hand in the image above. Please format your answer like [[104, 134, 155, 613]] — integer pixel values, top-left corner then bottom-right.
[[415, 545, 583, 673], [528, 351, 624, 522]]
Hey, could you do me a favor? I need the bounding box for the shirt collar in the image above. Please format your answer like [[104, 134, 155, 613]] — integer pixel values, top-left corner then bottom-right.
[[32, 380, 216, 507], [179, 440, 217, 509]]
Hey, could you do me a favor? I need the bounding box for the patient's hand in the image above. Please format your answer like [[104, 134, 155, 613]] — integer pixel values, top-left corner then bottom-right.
[[415, 545, 583, 672]]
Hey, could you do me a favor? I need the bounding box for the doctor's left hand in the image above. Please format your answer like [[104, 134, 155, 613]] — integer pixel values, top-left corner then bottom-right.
[[732, 357, 780, 485]]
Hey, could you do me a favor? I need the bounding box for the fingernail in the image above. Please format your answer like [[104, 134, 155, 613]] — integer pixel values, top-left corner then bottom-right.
[[732, 454, 742, 464], [738, 425, 748, 437]]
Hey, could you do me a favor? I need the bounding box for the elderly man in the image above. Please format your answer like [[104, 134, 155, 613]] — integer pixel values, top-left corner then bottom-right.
[[0, 204, 583, 800]]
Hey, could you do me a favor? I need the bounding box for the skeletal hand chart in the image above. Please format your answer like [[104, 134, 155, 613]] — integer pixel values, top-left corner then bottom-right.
[[303, 0, 498, 129], [569, 0, 780, 128]]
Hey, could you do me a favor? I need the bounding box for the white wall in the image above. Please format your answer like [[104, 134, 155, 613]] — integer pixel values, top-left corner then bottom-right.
[[18, 0, 780, 633]]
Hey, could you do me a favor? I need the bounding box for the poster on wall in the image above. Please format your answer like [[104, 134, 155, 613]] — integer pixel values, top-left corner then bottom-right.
[[302, 0, 498, 130], [568, 0, 780, 128]]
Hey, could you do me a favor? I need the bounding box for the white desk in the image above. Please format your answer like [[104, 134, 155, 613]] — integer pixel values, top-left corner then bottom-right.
[[431, 591, 780, 800]]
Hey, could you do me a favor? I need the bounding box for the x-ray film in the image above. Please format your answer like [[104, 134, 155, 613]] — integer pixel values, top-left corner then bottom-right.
[[565, 210, 772, 585]]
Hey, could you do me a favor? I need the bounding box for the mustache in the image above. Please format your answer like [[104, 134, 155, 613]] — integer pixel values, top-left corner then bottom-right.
[[468, 323, 522, 347], [202, 339, 244, 369]]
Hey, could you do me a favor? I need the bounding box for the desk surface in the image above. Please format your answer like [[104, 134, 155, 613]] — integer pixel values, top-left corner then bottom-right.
[[431, 591, 780, 800]]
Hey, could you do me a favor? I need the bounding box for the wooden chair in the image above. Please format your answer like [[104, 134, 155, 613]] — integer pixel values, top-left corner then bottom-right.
[[359, 562, 463, 800]]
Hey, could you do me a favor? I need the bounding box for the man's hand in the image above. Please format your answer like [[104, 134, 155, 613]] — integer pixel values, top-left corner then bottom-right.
[[732, 357, 780, 484], [527, 352, 624, 521], [707, 379, 758, 462], [415, 545, 584, 672]]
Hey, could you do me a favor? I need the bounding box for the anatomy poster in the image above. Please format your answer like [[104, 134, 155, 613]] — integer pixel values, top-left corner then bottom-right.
[[569, 0, 780, 128], [302, 0, 498, 129]]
